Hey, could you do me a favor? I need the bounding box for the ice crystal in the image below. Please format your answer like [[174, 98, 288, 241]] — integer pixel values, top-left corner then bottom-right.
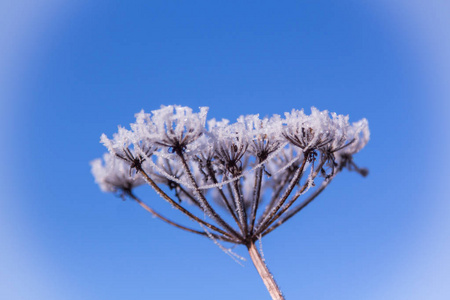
[[149, 105, 208, 152], [91, 153, 145, 193]]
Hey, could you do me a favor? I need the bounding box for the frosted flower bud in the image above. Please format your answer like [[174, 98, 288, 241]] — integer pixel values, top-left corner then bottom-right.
[[239, 114, 284, 161], [130, 110, 158, 158], [325, 118, 370, 177], [100, 125, 151, 173], [151, 155, 185, 185], [188, 133, 216, 169], [209, 118, 249, 176], [337, 118, 370, 157], [131, 110, 155, 143], [149, 105, 208, 153], [322, 113, 348, 149], [283, 107, 334, 152], [91, 153, 145, 193], [314, 112, 352, 176], [264, 144, 304, 187], [100, 126, 134, 155]]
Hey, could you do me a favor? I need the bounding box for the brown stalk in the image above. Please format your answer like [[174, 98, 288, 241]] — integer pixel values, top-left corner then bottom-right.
[[247, 241, 285, 300], [230, 178, 248, 236], [262, 173, 334, 237], [137, 167, 234, 239], [257, 158, 327, 236], [127, 191, 236, 243], [254, 157, 308, 235], [206, 164, 243, 233], [176, 151, 244, 242], [249, 165, 264, 234], [258, 167, 296, 224]]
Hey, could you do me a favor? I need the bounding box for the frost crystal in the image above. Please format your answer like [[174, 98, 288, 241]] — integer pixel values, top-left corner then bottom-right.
[[92, 105, 369, 242], [91, 105, 370, 300], [100, 126, 134, 157], [91, 153, 145, 193], [239, 114, 284, 161], [283, 108, 334, 152], [149, 105, 208, 152]]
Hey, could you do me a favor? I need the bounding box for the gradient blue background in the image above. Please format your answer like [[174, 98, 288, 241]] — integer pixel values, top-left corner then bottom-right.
[[1, 1, 450, 299]]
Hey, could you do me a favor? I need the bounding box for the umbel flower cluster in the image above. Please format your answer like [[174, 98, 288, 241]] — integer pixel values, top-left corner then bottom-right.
[[91, 105, 369, 300]]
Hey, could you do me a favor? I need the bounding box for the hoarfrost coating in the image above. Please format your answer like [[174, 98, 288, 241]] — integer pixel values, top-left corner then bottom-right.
[[93, 104, 369, 224], [91, 104, 369, 300], [90, 153, 145, 193]]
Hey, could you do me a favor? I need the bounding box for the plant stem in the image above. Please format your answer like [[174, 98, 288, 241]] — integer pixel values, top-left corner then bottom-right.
[[230, 179, 248, 235], [176, 150, 244, 241], [249, 166, 263, 234], [263, 172, 335, 237], [247, 241, 284, 300], [254, 157, 308, 235], [127, 191, 236, 243], [258, 158, 326, 235], [206, 164, 243, 233], [137, 168, 233, 239]]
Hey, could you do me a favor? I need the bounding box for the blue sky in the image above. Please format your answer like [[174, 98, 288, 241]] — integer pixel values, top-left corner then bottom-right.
[[1, 1, 450, 299]]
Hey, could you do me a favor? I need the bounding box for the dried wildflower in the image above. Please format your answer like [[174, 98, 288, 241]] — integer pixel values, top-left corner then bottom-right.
[[283, 108, 334, 153], [92, 105, 369, 300], [208, 118, 249, 177], [150, 105, 208, 153], [91, 153, 145, 194]]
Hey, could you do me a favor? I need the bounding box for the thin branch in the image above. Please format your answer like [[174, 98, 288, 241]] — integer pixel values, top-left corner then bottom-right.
[[206, 164, 243, 233], [127, 191, 236, 243], [177, 185, 203, 209], [137, 167, 234, 239], [254, 157, 308, 235], [258, 167, 296, 224], [176, 151, 244, 242], [230, 178, 248, 236], [199, 223, 246, 265], [162, 158, 202, 208], [249, 166, 264, 234], [262, 173, 335, 237], [257, 158, 327, 236]]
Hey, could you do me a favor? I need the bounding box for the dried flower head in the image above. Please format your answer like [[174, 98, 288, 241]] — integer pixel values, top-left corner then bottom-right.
[[91, 105, 369, 300], [91, 153, 145, 194], [149, 105, 208, 153]]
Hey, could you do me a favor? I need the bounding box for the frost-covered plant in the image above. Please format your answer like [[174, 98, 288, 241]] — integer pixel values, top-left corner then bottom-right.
[[91, 105, 369, 300]]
